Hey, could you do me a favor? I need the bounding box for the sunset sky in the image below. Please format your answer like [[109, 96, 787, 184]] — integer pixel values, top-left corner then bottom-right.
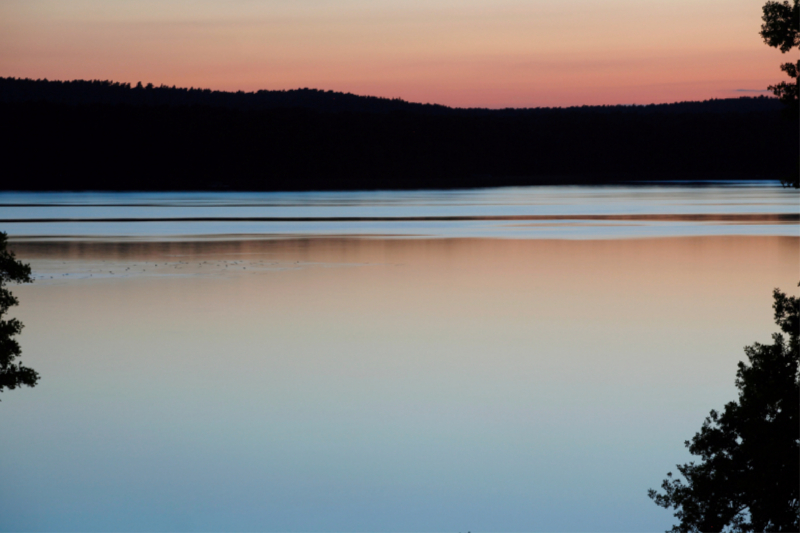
[[0, 0, 787, 108]]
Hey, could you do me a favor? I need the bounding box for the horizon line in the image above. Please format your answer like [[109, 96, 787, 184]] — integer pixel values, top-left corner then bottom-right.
[[1, 75, 780, 112]]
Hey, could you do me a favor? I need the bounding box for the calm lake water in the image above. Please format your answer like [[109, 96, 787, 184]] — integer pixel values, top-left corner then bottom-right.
[[1, 183, 797, 240], [1, 184, 798, 532]]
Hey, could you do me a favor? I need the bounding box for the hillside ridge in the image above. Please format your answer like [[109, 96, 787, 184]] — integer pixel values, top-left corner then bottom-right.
[[0, 77, 784, 115]]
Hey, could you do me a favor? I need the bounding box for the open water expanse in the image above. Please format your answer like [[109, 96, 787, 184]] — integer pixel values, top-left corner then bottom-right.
[[1, 183, 798, 532], [1, 182, 798, 240]]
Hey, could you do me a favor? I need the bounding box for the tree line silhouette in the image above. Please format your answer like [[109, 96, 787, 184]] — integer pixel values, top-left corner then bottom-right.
[[1, 78, 796, 191], [0, 77, 787, 115]]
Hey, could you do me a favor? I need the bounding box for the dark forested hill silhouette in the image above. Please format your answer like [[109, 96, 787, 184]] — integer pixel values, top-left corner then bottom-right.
[[0, 77, 454, 115], [0, 77, 787, 115], [1, 77, 796, 191]]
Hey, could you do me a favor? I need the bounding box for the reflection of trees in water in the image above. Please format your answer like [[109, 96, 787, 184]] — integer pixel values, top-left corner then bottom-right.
[[8, 239, 383, 281], [10, 238, 298, 262]]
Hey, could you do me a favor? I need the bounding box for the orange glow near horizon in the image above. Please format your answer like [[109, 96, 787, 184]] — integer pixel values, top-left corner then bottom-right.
[[0, 0, 788, 108]]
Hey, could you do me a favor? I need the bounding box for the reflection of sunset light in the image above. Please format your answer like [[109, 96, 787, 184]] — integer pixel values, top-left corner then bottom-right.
[[0, 0, 783, 107], [8, 235, 799, 529]]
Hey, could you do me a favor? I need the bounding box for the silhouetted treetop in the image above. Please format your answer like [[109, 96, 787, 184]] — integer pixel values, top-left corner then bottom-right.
[[761, 0, 799, 53], [649, 286, 800, 532], [760, 0, 799, 185], [0, 232, 38, 399], [760, 0, 799, 115]]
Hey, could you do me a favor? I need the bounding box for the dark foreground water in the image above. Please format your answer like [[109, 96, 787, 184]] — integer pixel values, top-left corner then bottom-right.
[[1, 184, 798, 532]]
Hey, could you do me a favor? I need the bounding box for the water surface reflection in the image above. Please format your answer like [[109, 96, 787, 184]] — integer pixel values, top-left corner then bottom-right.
[[2, 184, 797, 239], [2, 235, 798, 531]]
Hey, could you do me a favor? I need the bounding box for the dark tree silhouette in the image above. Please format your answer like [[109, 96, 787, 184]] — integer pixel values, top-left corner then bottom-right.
[[761, 1, 799, 113], [0, 231, 38, 398], [649, 286, 800, 532], [760, 1, 798, 188]]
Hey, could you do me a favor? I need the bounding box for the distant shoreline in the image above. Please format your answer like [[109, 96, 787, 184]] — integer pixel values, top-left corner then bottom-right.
[[1, 175, 789, 194], [2, 78, 796, 192], [1, 76, 788, 114]]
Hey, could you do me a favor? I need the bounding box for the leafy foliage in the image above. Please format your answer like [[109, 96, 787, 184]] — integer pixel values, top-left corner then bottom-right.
[[0, 231, 38, 397], [760, 1, 798, 188], [761, 1, 800, 115], [761, 1, 799, 53], [769, 60, 799, 110], [649, 287, 800, 532]]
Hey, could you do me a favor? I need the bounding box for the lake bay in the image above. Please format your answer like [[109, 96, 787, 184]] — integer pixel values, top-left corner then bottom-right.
[[1, 184, 797, 532]]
